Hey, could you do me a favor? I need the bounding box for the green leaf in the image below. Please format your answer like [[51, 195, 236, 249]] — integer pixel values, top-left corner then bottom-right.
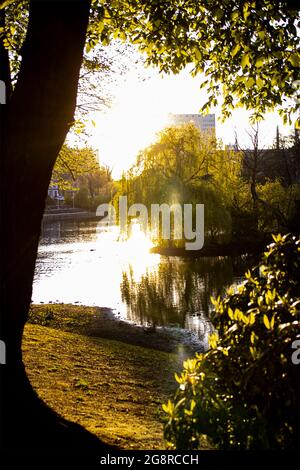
[[243, 3, 251, 20], [263, 314, 271, 329], [190, 399, 196, 411], [241, 54, 250, 69], [246, 77, 255, 87], [228, 307, 234, 320], [209, 332, 218, 349], [162, 400, 175, 414], [256, 77, 264, 88], [249, 346, 258, 359], [232, 44, 241, 57], [255, 56, 265, 68], [288, 53, 300, 68], [231, 10, 239, 21], [258, 31, 265, 40], [249, 311, 256, 325], [194, 48, 202, 61]]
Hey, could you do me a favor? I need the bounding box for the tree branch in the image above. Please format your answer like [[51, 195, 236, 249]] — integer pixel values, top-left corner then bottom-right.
[[0, 9, 12, 99]]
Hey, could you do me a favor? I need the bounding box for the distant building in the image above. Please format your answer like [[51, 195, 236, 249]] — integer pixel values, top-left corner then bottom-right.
[[48, 184, 59, 199], [225, 143, 239, 151], [168, 113, 216, 135], [48, 183, 64, 203]]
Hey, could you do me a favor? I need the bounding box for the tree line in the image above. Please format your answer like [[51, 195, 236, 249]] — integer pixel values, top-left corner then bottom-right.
[[115, 123, 300, 247]]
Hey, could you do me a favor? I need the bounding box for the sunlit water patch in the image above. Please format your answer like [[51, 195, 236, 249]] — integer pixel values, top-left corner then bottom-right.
[[33, 219, 252, 343]]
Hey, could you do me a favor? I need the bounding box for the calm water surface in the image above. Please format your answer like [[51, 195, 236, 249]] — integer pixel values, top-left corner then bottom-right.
[[33, 219, 254, 339]]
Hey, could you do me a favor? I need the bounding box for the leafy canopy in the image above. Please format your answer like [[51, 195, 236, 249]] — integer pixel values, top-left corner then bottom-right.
[[1, 1, 299, 122], [88, 0, 300, 123], [51, 145, 100, 190]]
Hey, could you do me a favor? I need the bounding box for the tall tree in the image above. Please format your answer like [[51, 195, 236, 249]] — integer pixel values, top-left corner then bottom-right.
[[0, 0, 107, 450], [51, 145, 100, 190], [118, 124, 243, 243]]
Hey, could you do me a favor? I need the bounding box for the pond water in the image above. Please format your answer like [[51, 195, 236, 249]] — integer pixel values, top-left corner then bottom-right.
[[33, 219, 255, 339]]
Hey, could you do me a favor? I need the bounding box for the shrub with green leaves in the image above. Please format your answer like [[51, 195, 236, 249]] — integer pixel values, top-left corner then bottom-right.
[[163, 234, 300, 449]]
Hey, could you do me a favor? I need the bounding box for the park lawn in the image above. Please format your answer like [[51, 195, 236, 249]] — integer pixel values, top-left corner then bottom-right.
[[22, 312, 183, 450]]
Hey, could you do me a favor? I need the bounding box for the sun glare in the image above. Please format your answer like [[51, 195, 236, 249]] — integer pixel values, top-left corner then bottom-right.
[[124, 221, 154, 253], [117, 221, 158, 282], [92, 72, 176, 178], [90, 67, 294, 179], [97, 219, 158, 280]]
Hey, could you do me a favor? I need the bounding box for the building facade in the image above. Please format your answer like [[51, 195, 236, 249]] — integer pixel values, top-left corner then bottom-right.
[[168, 113, 216, 134]]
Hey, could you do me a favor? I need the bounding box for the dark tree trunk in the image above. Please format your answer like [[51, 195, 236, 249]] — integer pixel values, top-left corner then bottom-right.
[[0, 0, 111, 450], [250, 145, 259, 231]]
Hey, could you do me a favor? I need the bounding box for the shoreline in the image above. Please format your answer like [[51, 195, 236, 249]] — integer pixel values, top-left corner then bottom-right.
[[40, 216, 269, 258], [150, 238, 268, 258], [29, 304, 205, 355], [42, 211, 100, 222]]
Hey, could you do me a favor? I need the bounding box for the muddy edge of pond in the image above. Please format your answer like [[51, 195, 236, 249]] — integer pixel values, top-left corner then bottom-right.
[[29, 304, 204, 357], [151, 238, 269, 257], [90, 308, 205, 355]]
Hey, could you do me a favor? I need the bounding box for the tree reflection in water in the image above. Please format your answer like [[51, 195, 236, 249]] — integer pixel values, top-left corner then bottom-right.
[[120, 256, 254, 339]]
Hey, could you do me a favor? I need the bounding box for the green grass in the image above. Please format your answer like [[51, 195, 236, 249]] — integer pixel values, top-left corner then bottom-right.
[[28, 304, 95, 333], [23, 305, 185, 449]]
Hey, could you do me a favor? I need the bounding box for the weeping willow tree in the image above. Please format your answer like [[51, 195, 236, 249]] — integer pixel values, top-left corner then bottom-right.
[[115, 123, 245, 245]]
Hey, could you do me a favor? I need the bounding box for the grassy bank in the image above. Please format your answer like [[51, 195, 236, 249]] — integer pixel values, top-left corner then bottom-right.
[[22, 304, 186, 449]]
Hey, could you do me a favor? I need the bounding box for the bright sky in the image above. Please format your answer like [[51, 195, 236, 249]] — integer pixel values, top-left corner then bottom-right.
[[90, 66, 294, 178]]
